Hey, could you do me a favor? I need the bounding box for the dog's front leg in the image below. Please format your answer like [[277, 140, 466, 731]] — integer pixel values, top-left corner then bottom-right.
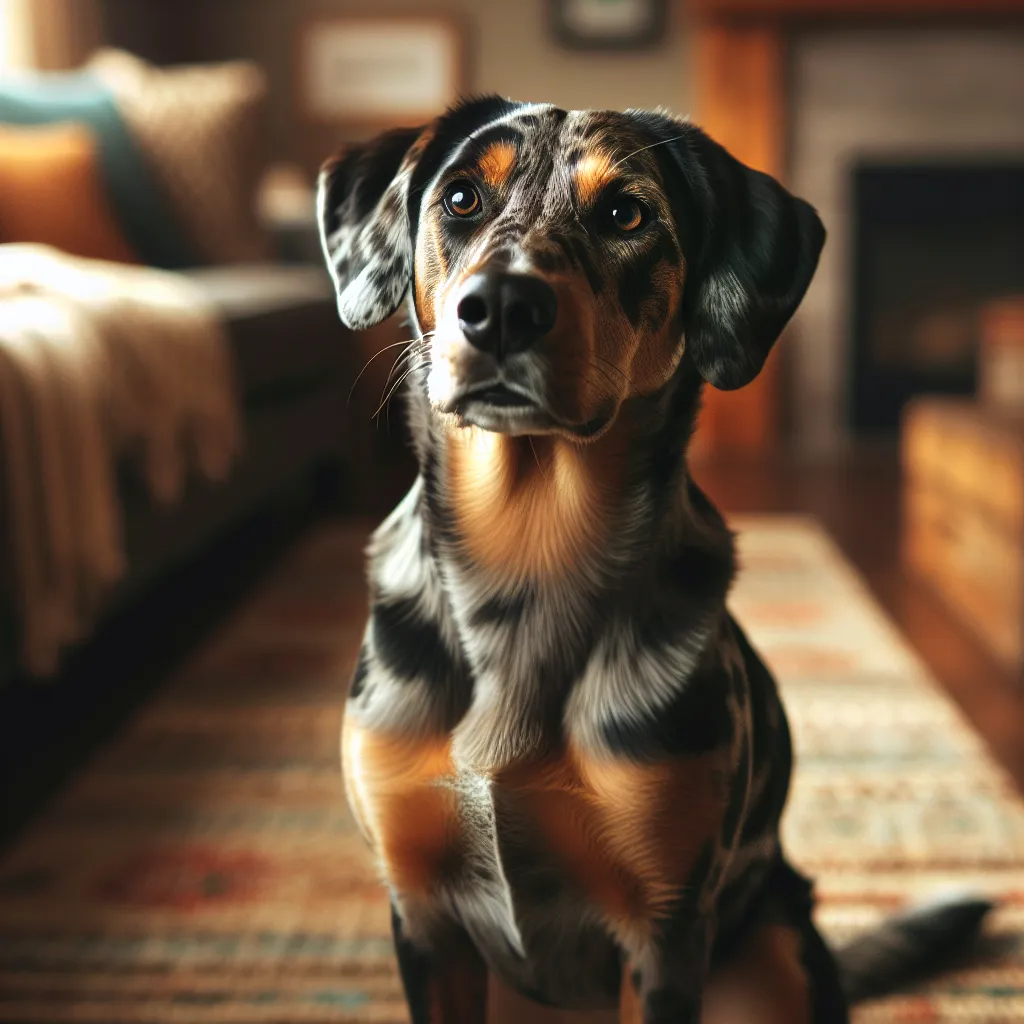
[[619, 921, 711, 1024], [391, 904, 489, 1024]]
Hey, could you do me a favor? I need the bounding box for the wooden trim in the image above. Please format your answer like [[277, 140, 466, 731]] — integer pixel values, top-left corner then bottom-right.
[[692, 24, 784, 177], [692, 24, 786, 455], [690, 0, 1024, 457], [692, 0, 1024, 18]]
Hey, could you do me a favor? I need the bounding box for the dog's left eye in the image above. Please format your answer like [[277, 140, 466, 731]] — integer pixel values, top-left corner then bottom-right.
[[443, 181, 481, 218], [610, 198, 648, 233]]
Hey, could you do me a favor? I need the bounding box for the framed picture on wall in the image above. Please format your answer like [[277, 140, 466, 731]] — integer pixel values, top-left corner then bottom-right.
[[550, 0, 668, 50], [297, 16, 464, 128]]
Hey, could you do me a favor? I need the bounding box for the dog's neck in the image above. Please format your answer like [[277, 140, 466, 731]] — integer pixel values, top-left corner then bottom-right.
[[382, 369, 734, 767], [441, 426, 632, 584], [411, 365, 726, 600]]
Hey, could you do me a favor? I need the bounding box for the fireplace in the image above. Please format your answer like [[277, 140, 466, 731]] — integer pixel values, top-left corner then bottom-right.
[[782, 27, 1024, 452], [850, 161, 1024, 435]]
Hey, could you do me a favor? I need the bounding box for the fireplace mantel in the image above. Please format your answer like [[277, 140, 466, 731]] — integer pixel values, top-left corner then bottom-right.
[[692, 0, 1024, 455], [694, 0, 1024, 17]]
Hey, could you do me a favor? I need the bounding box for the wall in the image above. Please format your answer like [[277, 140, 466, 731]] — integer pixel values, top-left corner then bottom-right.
[[104, 0, 693, 176], [101, 0, 202, 66], [788, 27, 1024, 453]]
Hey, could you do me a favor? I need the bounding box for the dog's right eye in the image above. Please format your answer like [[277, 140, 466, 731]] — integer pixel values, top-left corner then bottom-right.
[[442, 181, 481, 218]]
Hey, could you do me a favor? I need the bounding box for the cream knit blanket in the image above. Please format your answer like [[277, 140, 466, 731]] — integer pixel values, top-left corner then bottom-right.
[[0, 244, 242, 677]]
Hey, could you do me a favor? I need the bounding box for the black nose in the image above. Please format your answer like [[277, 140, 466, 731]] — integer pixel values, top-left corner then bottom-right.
[[456, 272, 557, 358]]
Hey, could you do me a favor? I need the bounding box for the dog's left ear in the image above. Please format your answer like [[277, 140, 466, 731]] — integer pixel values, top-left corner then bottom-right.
[[317, 125, 429, 330], [641, 114, 826, 391]]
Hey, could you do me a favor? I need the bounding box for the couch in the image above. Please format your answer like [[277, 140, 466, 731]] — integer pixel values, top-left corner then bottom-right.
[[0, 249, 352, 829], [0, 54, 354, 833]]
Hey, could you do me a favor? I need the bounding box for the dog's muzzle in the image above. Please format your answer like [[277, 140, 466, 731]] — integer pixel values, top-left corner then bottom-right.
[[431, 271, 558, 435], [430, 270, 613, 439], [456, 271, 558, 360]]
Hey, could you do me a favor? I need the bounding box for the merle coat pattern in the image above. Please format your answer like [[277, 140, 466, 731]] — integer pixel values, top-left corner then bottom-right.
[[317, 97, 986, 1024]]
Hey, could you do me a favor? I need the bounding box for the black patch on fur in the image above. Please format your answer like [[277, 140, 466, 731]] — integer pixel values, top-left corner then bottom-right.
[[625, 518, 734, 657], [658, 532, 734, 611], [599, 659, 733, 760], [407, 95, 521, 237], [471, 589, 529, 628], [683, 842, 717, 916], [389, 905, 489, 1024], [732, 617, 792, 845], [372, 596, 458, 688], [349, 648, 370, 699], [626, 109, 826, 390], [321, 126, 421, 241], [651, 841, 718, 987], [564, 233, 605, 294], [389, 905, 434, 1024], [617, 228, 678, 327], [646, 989, 700, 1021], [633, 367, 703, 514], [720, 722, 750, 845], [421, 449, 456, 543]]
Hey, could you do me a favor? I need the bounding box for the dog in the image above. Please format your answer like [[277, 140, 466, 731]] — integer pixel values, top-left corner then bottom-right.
[[317, 96, 991, 1023]]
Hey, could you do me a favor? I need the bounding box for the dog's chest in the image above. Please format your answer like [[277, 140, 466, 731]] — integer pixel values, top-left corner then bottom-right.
[[342, 711, 726, 995]]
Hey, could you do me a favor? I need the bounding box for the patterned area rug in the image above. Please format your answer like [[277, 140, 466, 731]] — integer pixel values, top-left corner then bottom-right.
[[0, 517, 1021, 1022]]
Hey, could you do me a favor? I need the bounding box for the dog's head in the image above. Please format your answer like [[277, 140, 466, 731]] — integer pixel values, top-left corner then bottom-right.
[[318, 97, 824, 440]]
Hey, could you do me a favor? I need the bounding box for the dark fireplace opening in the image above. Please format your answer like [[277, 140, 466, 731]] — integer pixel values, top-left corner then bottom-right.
[[850, 162, 1024, 435]]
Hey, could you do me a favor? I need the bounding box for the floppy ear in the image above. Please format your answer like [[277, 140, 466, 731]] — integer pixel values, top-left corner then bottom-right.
[[644, 116, 825, 391], [317, 125, 428, 330]]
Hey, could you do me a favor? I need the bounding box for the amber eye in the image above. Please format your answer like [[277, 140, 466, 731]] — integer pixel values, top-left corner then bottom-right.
[[442, 180, 481, 218], [610, 197, 647, 233]]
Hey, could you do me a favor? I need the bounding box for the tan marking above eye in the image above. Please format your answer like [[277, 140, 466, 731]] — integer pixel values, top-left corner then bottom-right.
[[574, 149, 617, 207], [477, 141, 517, 189]]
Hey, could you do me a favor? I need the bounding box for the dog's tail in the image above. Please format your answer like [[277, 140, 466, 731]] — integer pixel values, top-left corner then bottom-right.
[[833, 892, 994, 1004]]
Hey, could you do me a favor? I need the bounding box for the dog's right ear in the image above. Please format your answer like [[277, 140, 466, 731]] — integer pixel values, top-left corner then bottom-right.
[[317, 125, 429, 330]]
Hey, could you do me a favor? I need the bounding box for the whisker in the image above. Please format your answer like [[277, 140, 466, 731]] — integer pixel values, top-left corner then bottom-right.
[[594, 354, 631, 387], [348, 338, 415, 405], [610, 132, 689, 173], [589, 357, 633, 397], [527, 438, 548, 481], [372, 371, 414, 422], [348, 332, 435, 405], [380, 349, 412, 402], [589, 363, 624, 398], [381, 337, 431, 399], [385, 348, 430, 433], [373, 359, 425, 420]]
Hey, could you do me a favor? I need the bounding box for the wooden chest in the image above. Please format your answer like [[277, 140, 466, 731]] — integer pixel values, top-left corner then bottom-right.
[[902, 397, 1024, 669]]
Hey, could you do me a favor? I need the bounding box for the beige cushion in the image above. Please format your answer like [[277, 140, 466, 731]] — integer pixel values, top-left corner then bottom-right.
[[89, 48, 271, 265]]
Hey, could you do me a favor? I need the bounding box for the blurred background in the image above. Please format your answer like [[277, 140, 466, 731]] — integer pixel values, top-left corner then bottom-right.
[[1, 2, 1024, 1021]]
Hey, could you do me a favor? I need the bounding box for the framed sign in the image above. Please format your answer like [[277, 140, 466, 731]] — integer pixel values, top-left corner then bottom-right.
[[551, 0, 668, 50], [298, 16, 464, 127]]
